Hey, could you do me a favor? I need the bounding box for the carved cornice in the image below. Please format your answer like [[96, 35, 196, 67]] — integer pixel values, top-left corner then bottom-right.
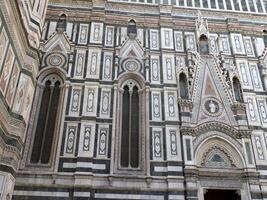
[[177, 98, 193, 110], [231, 102, 246, 112], [180, 122, 251, 139]]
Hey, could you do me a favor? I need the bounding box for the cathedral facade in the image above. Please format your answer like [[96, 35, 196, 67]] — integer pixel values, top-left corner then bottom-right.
[[1, 0, 267, 199]]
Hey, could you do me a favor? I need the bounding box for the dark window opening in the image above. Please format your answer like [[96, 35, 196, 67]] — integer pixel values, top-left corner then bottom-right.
[[56, 14, 67, 32], [30, 79, 61, 164], [204, 189, 241, 200], [127, 19, 137, 39], [179, 73, 189, 99], [120, 84, 139, 168], [233, 77, 243, 102], [199, 34, 209, 54]]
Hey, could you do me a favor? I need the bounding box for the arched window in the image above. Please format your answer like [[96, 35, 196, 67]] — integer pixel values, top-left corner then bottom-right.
[[179, 73, 189, 99], [233, 77, 243, 102], [120, 82, 139, 168], [199, 34, 209, 54], [56, 14, 67, 32], [30, 75, 62, 164], [127, 19, 137, 39]]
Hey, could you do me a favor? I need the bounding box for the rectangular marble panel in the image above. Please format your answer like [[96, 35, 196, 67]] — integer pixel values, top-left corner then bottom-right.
[[102, 52, 113, 81], [0, 28, 9, 71], [254, 37, 265, 57], [99, 87, 112, 118], [150, 29, 160, 50], [5, 61, 20, 107], [64, 123, 78, 156], [164, 89, 179, 121], [151, 90, 162, 121], [78, 23, 89, 45], [0, 46, 15, 95], [248, 62, 263, 91], [12, 73, 34, 127], [209, 33, 218, 54], [150, 55, 161, 84], [166, 126, 181, 161], [219, 34, 231, 55], [69, 85, 82, 116], [152, 127, 164, 161], [66, 22, 73, 39], [257, 98, 267, 127], [174, 31, 184, 52], [236, 59, 253, 90], [97, 124, 109, 158], [137, 28, 144, 46], [230, 33, 246, 55], [120, 27, 127, 44], [253, 133, 265, 160], [86, 48, 101, 79], [82, 84, 99, 117], [162, 54, 176, 84], [185, 32, 196, 51], [78, 122, 96, 157], [244, 95, 261, 126], [47, 21, 57, 38], [243, 36, 255, 57], [161, 28, 174, 49], [74, 49, 86, 79], [105, 26, 115, 47], [90, 22, 103, 44]]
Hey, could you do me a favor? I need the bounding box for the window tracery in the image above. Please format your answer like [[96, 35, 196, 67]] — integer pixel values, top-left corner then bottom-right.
[[22, 70, 66, 169], [120, 80, 140, 168]]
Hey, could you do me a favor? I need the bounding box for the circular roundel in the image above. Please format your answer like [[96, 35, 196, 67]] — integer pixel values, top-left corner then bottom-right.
[[203, 97, 222, 117], [124, 59, 140, 72], [45, 52, 67, 68]]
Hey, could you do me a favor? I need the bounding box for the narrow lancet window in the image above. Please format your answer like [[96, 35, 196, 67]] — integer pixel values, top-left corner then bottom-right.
[[56, 14, 67, 32], [233, 77, 243, 102], [179, 73, 189, 99], [31, 78, 61, 164], [120, 83, 139, 168], [127, 19, 137, 39]]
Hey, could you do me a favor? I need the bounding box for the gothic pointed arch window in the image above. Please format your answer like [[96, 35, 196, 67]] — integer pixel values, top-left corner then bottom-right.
[[115, 75, 147, 174], [199, 34, 209, 54], [56, 13, 67, 32], [120, 80, 140, 168], [233, 77, 243, 102], [127, 19, 137, 39], [28, 71, 65, 166], [179, 73, 189, 99]]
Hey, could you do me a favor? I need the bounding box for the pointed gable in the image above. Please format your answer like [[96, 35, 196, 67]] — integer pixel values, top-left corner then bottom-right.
[[191, 58, 237, 126], [119, 38, 144, 59], [42, 32, 73, 53]]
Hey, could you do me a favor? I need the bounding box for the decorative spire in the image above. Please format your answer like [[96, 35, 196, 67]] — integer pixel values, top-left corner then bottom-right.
[[196, 11, 209, 40]]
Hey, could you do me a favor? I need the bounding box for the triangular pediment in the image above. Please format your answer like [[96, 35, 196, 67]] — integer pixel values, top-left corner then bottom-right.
[[191, 58, 237, 126], [42, 32, 73, 53], [119, 38, 144, 59]]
